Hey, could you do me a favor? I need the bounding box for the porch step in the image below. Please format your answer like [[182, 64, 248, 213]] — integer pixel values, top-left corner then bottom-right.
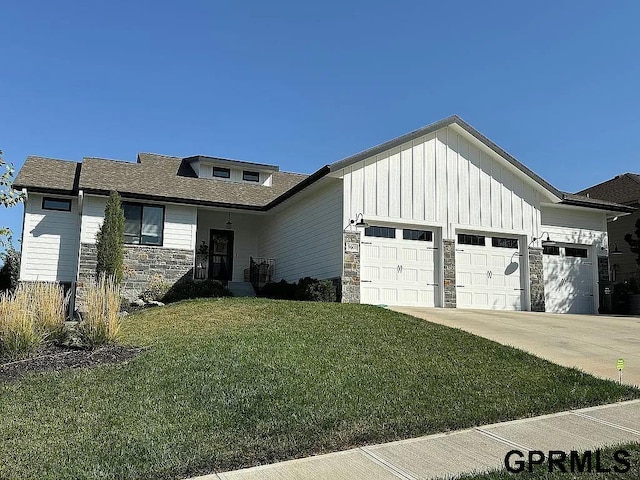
[[227, 281, 256, 298]]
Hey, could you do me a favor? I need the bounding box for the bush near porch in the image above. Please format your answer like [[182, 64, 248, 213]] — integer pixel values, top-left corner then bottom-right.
[[1, 298, 638, 480]]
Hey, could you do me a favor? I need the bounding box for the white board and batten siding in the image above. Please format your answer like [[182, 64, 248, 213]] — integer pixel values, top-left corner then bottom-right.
[[259, 179, 343, 282], [81, 195, 196, 250], [340, 126, 543, 240], [20, 193, 80, 282]]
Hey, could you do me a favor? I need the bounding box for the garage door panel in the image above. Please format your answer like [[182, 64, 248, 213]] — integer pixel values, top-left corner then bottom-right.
[[360, 230, 437, 307], [455, 235, 524, 311], [543, 245, 594, 314]]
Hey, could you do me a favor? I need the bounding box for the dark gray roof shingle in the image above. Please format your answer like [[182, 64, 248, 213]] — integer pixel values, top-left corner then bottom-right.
[[577, 173, 640, 206]]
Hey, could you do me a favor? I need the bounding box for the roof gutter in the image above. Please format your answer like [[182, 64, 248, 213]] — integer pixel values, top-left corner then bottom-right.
[[559, 197, 636, 213], [263, 165, 331, 210]]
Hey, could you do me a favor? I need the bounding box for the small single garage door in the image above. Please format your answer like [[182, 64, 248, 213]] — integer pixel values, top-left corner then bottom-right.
[[543, 244, 594, 314], [360, 226, 437, 306], [455, 233, 524, 310]]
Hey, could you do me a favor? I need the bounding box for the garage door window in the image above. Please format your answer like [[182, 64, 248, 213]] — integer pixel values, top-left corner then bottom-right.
[[492, 237, 518, 248], [565, 247, 588, 258], [458, 234, 485, 246], [364, 226, 396, 239], [403, 229, 433, 241], [543, 245, 560, 255]]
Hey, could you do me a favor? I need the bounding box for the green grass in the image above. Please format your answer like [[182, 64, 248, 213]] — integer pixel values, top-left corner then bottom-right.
[[1, 298, 638, 479], [460, 443, 640, 479]]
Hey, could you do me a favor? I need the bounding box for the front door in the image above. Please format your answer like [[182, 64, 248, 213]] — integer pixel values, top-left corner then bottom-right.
[[209, 229, 234, 282]]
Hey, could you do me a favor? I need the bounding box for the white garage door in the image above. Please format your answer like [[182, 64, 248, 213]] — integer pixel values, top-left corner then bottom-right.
[[455, 233, 524, 310], [543, 245, 594, 314], [360, 226, 437, 307]]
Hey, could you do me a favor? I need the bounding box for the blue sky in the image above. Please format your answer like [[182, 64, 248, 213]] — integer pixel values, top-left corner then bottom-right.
[[2, 1, 639, 251]]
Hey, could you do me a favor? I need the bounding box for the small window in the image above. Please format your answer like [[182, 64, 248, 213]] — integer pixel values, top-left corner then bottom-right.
[[364, 226, 396, 239], [42, 197, 72, 212], [403, 229, 433, 242], [458, 234, 485, 246], [243, 171, 260, 182], [213, 167, 231, 179], [492, 237, 519, 249], [543, 245, 560, 256], [123, 202, 164, 246], [565, 247, 588, 258]]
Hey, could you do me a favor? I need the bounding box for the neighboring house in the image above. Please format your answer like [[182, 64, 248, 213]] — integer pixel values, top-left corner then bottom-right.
[[14, 115, 633, 314], [578, 173, 640, 282]]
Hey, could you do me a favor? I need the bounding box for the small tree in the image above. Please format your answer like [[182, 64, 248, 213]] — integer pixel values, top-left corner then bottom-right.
[[624, 218, 640, 274], [0, 243, 20, 292], [96, 191, 125, 283], [1, 150, 26, 248]]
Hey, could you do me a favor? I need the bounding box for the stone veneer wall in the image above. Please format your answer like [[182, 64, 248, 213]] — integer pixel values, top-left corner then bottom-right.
[[443, 239, 457, 308], [528, 247, 545, 312], [341, 231, 361, 303], [77, 243, 194, 307]]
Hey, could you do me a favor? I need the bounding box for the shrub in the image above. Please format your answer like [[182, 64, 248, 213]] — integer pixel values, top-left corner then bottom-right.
[[96, 191, 125, 283], [0, 247, 20, 293], [259, 278, 338, 302], [80, 274, 121, 346], [260, 279, 297, 300], [18, 282, 66, 340], [0, 291, 44, 360], [296, 277, 338, 302], [161, 279, 231, 304], [139, 274, 171, 303]]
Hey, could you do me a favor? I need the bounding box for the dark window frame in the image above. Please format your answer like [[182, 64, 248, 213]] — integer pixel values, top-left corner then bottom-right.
[[122, 202, 165, 246], [364, 226, 396, 239], [458, 234, 486, 246], [565, 247, 588, 258], [242, 170, 260, 182], [42, 197, 72, 212], [543, 245, 560, 256], [213, 167, 231, 179], [403, 229, 433, 242], [491, 237, 519, 249]]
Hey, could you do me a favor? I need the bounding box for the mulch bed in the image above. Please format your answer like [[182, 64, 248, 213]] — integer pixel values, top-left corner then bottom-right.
[[0, 345, 144, 383]]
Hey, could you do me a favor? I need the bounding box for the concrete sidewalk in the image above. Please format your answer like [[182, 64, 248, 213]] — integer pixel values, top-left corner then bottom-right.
[[191, 400, 640, 480]]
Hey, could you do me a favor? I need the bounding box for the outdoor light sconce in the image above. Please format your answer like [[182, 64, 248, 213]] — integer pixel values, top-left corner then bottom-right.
[[344, 213, 369, 231], [226, 212, 233, 230], [530, 232, 556, 247], [602, 243, 623, 255]]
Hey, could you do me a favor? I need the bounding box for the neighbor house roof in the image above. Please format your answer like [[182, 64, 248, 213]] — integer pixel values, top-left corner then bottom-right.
[[14, 116, 635, 213], [577, 173, 640, 206]]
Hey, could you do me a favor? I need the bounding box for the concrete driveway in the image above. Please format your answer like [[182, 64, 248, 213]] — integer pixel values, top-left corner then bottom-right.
[[392, 307, 640, 387]]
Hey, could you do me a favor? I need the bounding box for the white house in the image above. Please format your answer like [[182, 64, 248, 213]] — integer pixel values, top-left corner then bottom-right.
[[14, 115, 633, 314]]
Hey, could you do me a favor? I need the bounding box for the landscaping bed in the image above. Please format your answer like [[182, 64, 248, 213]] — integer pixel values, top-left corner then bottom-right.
[[0, 344, 143, 382], [1, 298, 638, 480]]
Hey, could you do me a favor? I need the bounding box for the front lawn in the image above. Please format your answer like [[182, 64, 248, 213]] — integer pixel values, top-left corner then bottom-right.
[[1, 299, 638, 479]]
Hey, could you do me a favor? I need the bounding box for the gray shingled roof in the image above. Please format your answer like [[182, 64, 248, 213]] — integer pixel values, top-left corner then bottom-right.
[[15, 153, 308, 210], [78, 153, 307, 209], [13, 156, 80, 194], [577, 173, 640, 206]]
